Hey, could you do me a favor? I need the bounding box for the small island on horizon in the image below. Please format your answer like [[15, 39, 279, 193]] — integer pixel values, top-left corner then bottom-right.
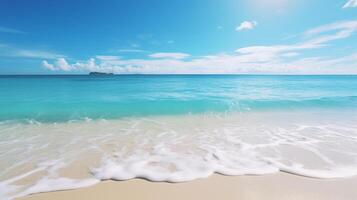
[[89, 72, 114, 76]]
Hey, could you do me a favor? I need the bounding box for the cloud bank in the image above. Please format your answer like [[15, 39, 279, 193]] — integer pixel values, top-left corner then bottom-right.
[[43, 20, 357, 74]]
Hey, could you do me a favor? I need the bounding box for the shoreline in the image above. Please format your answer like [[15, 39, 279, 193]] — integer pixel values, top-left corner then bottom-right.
[[2, 111, 357, 199], [19, 172, 357, 200]]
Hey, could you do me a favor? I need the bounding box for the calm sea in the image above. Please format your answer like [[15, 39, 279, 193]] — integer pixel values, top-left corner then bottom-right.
[[1, 75, 357, 122]]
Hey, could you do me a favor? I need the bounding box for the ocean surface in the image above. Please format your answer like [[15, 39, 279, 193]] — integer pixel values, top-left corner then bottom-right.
[[1, 75, 357, 199]]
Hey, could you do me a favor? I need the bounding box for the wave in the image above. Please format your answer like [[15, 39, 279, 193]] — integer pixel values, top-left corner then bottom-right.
[[1, 96, 357, 123], [1, 112, 357, 199]]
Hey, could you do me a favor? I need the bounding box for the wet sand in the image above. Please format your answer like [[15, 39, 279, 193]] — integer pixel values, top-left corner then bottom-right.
[[19, 172, 357, 200]]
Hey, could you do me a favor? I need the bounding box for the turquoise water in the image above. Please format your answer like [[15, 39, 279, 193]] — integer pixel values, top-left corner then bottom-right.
[[1, 75, 357, 122]]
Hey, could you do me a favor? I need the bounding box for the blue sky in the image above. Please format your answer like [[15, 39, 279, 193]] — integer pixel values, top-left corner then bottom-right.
[[0, 0, 357, 74]]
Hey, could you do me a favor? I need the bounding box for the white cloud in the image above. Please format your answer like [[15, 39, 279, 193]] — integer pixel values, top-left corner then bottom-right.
[[55, 58, 72, 71], [42, 58, 72, 71], [236, 21, 258, 31], [149, 52, 190, 59], [42, 58, 73, 71], [42, 20, 357, 75], [42, 60, 56, 71], [0, 26, 25, 34], [43, 58, 98, 72], [343, 0, 357, 8], [96, 56, 121, 61], [281, 52, 299, 57]]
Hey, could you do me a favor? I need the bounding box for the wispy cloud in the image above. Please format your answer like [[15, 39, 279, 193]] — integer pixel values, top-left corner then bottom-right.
[[235, 20, 357, 61], [343, 0, 357, 8], [236, 21, 258, 31], [149, 52, 190, 59], [0, 26, 25, 34], [12, 49, 64, 59], [96, 55, 121, 61], [42, 20, 357, 74], [304, 20, 357, 38], [0, 44, 64, 59]]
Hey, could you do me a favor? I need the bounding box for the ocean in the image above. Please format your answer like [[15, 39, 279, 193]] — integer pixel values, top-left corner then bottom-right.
[[1, 75, 357, 199]]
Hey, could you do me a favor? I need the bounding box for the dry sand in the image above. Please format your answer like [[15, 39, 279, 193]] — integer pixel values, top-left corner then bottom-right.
[[19, 172, 357, 200]]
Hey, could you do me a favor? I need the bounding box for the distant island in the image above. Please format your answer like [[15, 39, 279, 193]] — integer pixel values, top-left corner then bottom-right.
[[89, 72, 114, 76]]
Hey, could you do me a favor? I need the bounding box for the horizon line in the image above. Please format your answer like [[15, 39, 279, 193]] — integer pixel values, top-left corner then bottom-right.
[[1, 74, 357, 76]]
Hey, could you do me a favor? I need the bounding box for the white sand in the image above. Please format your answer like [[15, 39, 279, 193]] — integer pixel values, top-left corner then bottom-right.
[[19, 173, 357, 200]]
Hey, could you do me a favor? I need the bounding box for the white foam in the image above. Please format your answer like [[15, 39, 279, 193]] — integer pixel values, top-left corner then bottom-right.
[[14, 178, 99, 200], [1, 111, 357, 199]]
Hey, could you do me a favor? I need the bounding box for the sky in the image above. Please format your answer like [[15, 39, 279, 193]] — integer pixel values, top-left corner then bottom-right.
[[0, 0, 357, 74]]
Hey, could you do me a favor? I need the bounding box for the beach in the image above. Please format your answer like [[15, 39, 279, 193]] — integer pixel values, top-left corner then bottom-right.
[[2, 111, 357, 199], [1, 75, 357, 199], [3, 0, 357, 199], [20, 173, 357, 200]]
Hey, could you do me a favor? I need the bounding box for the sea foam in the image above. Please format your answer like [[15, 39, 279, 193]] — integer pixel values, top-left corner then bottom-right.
[[1, 111, 357, 199]]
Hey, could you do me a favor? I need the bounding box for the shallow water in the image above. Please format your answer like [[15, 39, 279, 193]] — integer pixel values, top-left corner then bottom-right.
[[1, 75, 357, 121], [1, 75, 357, 199]]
